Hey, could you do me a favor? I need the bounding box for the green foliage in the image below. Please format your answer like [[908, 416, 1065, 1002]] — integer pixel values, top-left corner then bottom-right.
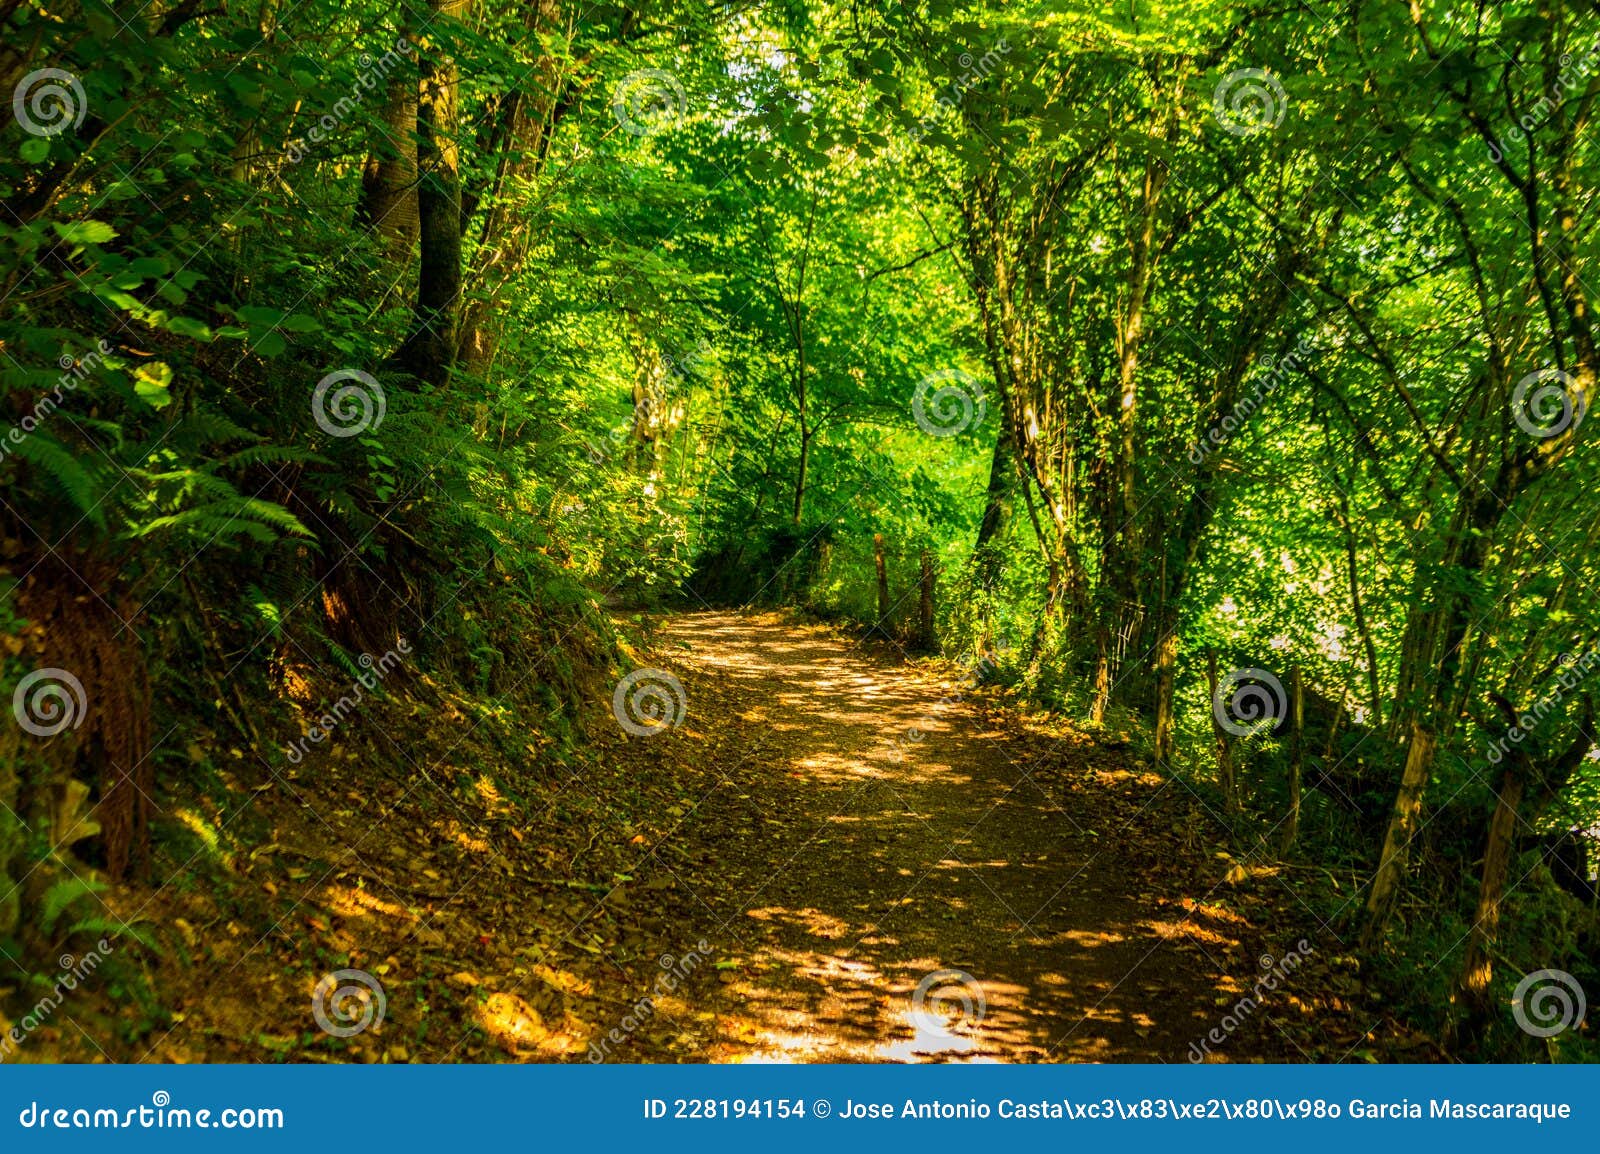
[[0, 0, 1594, 1061], [37, 879, 109, 936]]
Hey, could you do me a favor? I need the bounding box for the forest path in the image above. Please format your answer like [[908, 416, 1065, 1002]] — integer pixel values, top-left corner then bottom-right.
[[627, 610, 1279, 1063], [102, 609, 1387, 1066]]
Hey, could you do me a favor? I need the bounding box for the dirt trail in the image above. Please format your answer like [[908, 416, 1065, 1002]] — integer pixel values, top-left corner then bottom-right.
[[99, 610, 1388, 1066], [626, 611, 1287, 1063]]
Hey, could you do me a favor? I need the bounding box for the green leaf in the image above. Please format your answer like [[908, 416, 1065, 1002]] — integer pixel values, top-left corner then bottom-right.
[[165, 316, 213, 341], [134, 361, 174, 408], [236, 305, 286, 327], [253, 330, 287, 358], [52, 220, 118, 245]]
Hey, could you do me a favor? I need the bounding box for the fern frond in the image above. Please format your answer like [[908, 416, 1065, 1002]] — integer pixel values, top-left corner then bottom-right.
[[11, 434, 106, 524], [68, 916, 161, 953], [39, 878, 109, 933]]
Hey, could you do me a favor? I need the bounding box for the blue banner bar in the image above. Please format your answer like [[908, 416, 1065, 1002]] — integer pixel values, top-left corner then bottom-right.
[[2, 1064, 1592, 1150]]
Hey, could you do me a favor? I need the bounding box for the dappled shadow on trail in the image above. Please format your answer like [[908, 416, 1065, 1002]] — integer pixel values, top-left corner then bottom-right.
[[627, 611, 1285, 1063]]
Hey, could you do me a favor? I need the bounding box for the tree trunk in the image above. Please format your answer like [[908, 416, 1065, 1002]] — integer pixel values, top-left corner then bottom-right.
[[1152, 623, 1177, 765], [1102, 158, 1163, 623], [973, 428, 1013, 585], [1207, 648, 1236, 810], [1090, 628, 1111, 724], [397, 0, 469, 385], [1336, 486, 1383, 728], [1458, 767, 1523, 1020], [456, 0, 568, 376], [1456, 705, 1590, 1032], [792, 428, 809, 526], [357, 62, 420, 265], [874, 533, 890, 631], [961, 183, 1089, 619], [1365, 497, 1496, 944], [1282, 663, 1304, 854], [1362, 718, 1437, 946], [229, 0, 281, 185], [918, 548, 936, 652]]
